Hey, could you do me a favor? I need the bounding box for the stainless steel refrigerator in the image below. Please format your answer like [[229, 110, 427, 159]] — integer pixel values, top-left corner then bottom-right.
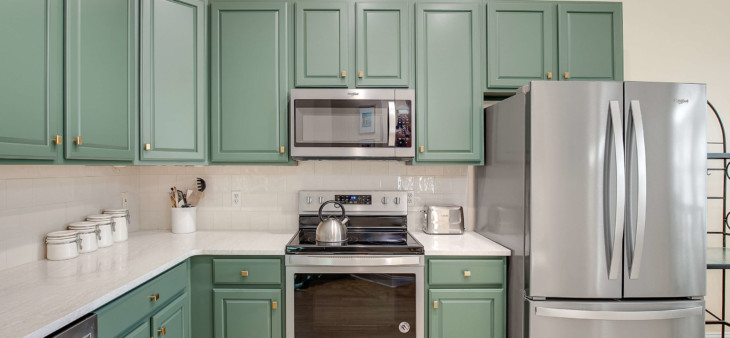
[[476, 81, 707, 338]]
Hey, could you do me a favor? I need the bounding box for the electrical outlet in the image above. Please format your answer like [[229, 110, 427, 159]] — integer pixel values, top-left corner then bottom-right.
[[407, 191, 415, 207], [232, 191, 242, 208], [121, 192, 129, 209]]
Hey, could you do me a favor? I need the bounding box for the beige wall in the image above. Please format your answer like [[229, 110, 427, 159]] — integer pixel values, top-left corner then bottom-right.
[[563, 0, 730, 332]]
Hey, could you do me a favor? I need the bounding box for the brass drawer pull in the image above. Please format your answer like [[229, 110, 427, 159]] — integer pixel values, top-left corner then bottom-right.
[[241, 270, 249, 277], [547, 72, 553, 80], [157, 326, 166, 336], [419, 146, 424, 153], [272, 301, 278, 310], [149, 293, 159, 302], [341, 70, 346, 78], [73, 136, 82, 145], [145, 143, 151, 151], [280, 146, 285, 154], [358, 70, 364, 78], [463, 270, 471, 277], [52, 135, 63, 145], [564, 71, 570, 79], [433, 301, 439, 309]]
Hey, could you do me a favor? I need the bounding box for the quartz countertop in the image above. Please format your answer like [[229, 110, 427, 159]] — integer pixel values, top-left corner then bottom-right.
[[0, 230, 508, 337]]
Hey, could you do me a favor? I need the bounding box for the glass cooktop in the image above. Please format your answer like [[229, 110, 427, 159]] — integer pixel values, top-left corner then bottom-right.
[[285, 230, 424, 255]]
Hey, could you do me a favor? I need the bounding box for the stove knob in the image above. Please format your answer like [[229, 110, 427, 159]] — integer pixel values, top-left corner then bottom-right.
[[305, 196, 312, 204], [394, 197, 401, 205], [318, 196, 324, 204], [381, 197, 389, 205]]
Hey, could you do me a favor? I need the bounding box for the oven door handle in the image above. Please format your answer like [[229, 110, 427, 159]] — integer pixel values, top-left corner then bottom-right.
[[287, 255, 423, 267], [388, 101, 396, 147]]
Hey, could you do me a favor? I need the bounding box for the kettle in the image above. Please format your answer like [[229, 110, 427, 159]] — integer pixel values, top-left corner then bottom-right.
[[316, 200, 349, 245]]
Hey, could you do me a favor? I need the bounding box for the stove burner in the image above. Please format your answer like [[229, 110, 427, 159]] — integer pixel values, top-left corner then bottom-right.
[[286, 230, 423, 255]]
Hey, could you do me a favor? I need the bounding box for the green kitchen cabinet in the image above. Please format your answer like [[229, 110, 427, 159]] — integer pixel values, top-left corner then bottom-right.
[[210, 2, 289, 163], [558, 3, 622, 81], [486, 3, 555, 89], [123, 321, 151, 338], [355, 2, 410, 87], [0, 0, 63, 160], [139, 0, 206, 162], [151, 293, 190, 338], [295, 1, 349, 87], [65, 0, 136, 161], [415, 3, 483, 164], [429, 289, 505, 338], [212, 289, 282, 338]]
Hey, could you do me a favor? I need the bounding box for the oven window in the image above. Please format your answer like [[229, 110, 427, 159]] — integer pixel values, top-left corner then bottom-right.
[[293, 99, 412, 148], [294, 273, 416, 337]]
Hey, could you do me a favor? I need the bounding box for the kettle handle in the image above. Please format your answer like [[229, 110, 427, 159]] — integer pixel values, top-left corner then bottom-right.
[[319, 200, 347, 222]]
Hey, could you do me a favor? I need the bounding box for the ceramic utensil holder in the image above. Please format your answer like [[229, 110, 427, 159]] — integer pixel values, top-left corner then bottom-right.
[[171, 207, 196, 234]]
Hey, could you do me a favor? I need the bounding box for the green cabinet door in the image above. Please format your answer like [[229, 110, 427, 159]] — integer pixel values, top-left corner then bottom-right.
[[486, 3, 555, 89], [151, 294, 190, 338], [124, 321, 151, 338], [558, 3, 623, 81], [295, 1, 348, 87], [0, 0, 63, 160], [65, 0, 136, 161], [415, 3, 483, 164], [429, 289, 505, 338], [140, 0, 206, 162], [355, 2, 410, 87], [210, 2, 289, 163], [213, 289, 282, 338]]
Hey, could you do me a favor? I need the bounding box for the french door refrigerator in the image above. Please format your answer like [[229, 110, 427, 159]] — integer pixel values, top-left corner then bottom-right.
[[476, 81, 707, 338]]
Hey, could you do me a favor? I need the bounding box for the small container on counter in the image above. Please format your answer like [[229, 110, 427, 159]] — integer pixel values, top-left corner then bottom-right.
[[103, 209, 129, 242], [45, 230, 81, 261], [67, 221, 100, 253], [86, 214, 114, 248], [171, 207, 197, 234]]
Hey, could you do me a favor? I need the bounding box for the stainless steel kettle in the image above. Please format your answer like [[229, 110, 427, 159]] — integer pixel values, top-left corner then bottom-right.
[[316, 200, 349, 245]]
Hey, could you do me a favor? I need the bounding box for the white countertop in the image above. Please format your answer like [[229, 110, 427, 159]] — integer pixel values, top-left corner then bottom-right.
[[0, 230, 508, 337]]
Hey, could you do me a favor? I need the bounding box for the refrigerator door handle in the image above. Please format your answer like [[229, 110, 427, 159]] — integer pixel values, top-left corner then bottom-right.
[[606, 100, 625, 280], [535, 306, 703, 321], [628, 100, 648, 280]]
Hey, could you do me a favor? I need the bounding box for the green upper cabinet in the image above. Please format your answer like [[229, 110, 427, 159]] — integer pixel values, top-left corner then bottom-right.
[[0, 0, 63, 160], [558, 3, 623, 81], [65, 0, 136, 161], [486, 3, 555, 89], [213, 289, 282, 338], [355, 2, 410, 87], [415, 3, 483, 164], [429, 289, 505, 338], [295, 2, 349, 87], [210, 2, 289, 163], [151, 293, 190, 338], [140, 0, 206, 162]]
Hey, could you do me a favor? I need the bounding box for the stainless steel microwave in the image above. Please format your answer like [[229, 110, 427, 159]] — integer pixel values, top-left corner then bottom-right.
[[290, 89, 415, 160]]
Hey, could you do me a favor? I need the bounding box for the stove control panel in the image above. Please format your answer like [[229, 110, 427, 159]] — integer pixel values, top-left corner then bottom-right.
[[299, 190, 408, 215]]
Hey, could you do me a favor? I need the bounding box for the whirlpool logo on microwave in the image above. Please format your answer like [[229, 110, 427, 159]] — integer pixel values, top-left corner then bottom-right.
[[674, 98, 689, 104]]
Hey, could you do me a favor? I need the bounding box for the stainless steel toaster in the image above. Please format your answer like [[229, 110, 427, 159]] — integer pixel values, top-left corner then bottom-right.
[[422, 205, 464, 235]]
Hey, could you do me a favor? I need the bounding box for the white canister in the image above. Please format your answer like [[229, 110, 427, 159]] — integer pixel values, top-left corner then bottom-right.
[[104, 209, 129, 242], [46, 230, 81, 261], [171, 207, 197, 234], [67, 221, 100, 253], [87, 214, 114, 248]]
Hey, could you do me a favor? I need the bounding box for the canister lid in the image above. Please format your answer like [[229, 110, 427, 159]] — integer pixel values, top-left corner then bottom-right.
[[46, 230, 79, 239], [68, 221, 98, 230], [104, 209, 128, 214], [86, 214, 112, 220]]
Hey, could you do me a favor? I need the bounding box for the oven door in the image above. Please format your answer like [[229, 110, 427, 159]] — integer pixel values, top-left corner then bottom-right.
[[286, 256, 424, 338]]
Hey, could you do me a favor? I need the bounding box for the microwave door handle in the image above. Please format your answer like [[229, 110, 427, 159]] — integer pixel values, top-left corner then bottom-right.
[[388, 101, 396, 146]]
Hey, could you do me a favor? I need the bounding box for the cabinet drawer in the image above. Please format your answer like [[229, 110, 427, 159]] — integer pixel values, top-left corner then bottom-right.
[[213, 259, 281, 285], [96, 262, 188, 336], [429, 259, 504, 286]]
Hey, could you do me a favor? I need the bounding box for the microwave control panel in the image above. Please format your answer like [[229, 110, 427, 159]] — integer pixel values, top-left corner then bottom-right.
[[395, 109, 412, 148]]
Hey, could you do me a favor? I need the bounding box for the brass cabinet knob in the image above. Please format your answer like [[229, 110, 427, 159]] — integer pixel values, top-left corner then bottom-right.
[[547, 72, 553, 80], [149, 293, 159, 301], [51, 135, 63, 145], [280, 146, 285, 154], [272, 301, 278, 310], [564, 72, 570, 79], [463, 270, 471, 277], [73, 136, 82, 145], [341, 70, 346, 78], [145, 143, 151, 151], [358, 71, 364, 78], [157, 326, 166, 336], [419, 146, 424, 153], [241, 271, 249, 277], [433, 301, 439, 309]]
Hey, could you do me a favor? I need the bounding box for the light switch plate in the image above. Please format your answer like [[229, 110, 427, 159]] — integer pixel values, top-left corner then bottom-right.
[[232, 191, 242, 208]]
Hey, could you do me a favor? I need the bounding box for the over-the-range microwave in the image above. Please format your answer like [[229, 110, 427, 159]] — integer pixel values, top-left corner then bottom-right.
[[290, 89, 415, 160]]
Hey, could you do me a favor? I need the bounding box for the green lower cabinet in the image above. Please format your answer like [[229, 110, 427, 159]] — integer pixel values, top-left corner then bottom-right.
[[429, 289, 505, 338], [213, 289, 282, 338], [415, 3, 483, 164], [151, 293, 190, 338], [558, 3, 623, 81], [139, 0, 206, 162], [210, 2, 289, 163], [123, 321, 151, 338], [0, 0, 63, 160], [65, 0, 136, 161]]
